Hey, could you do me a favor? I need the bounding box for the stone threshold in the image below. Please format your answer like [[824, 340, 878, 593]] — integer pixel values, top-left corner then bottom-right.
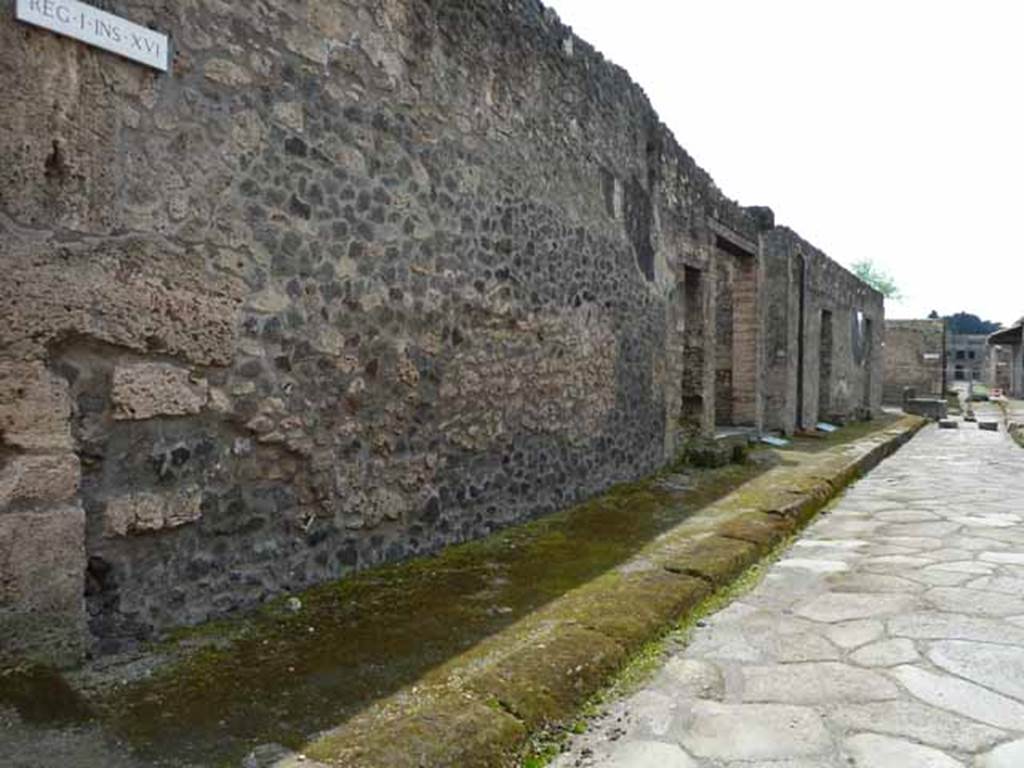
[[296, 415, 927, 767]]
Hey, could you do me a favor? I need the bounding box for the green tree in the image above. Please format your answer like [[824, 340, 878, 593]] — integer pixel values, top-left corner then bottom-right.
[[945, 312, 1002, 335], [851, 260, 902, 299]]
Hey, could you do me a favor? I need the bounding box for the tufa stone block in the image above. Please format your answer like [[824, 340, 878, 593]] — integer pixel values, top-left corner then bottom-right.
[[0, 453, 80, 510], [0, 504, 88, 667], [105, 486, 203, 537], [111, 363, 209, 420], [0, 360, 73, 451]]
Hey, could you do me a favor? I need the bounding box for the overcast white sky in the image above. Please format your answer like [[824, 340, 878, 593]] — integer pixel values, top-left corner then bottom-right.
[[545, 0, 1023, 326]]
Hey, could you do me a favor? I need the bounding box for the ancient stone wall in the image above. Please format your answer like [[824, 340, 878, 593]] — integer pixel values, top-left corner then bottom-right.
[[761, 229, 885, 433], [1, 0, 782, 662], [882, 320, 945, 403]]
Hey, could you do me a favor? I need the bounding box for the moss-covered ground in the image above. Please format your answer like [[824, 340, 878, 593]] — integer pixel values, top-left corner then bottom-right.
[[3, 414, 916, 768]]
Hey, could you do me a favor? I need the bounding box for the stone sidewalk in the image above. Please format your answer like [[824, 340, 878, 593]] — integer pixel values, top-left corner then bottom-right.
[[554, 423, 1024, 768]]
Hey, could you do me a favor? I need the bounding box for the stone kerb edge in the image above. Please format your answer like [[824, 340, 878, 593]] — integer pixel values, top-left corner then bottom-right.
[[299, 416, 927, 767]]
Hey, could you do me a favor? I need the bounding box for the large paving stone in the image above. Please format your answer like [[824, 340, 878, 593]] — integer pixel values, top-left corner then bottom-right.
[[875, 511, 942, 523], [869, 544, 924, 557], [944, 536, 1009, 552], [679, 701, 831, 761], [889, 665, 1024, 730], [814, 520, 884, 537], [624, 690, 677, 737], [685, 632, 763, 663], [791, 538, 868, 552], [861, 555, 934, 572], [661, 658, 724, 701], [1005, 565, 1024, 579], [742, 662, 898, 703], [830, 573, 923, 593], [603, 740, 697, 767], [924, 587, 1024, 616], [889, 613, 1024, 645], [842, 733, 964, 767], [950, 514, 1020, 528], [906, 570, 976, 587], [880, 522, 962, 537], [980, 552, 1024, 565], [927, 640, 1024, 701], [966, 576, 1024, 595], [924, 548, 979, 563], [875, 535, 945, 549], [923, 561, 994, 575], [794, 593, 915, 623], [825, 619, 884, 649], [767, 632, 841, 662], [850, 638, 919, 667], [827, 700, 1006, 752], [977, 739, 1024, 768], [775, 558, 849, 574]]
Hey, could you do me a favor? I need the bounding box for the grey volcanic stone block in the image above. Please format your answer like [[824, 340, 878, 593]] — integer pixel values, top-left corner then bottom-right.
[[905, 398, 948, 420]]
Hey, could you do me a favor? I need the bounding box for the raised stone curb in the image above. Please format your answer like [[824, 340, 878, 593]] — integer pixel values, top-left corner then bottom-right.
[[301, 416, 927, 767]]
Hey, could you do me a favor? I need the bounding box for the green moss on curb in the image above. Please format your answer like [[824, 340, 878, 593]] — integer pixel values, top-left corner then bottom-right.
[[300, 416, 925, 768], [654, 535, 759, 586], [305, 689, 526, 768]]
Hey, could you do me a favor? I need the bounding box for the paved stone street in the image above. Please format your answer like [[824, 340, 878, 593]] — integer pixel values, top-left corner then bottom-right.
[[554, 423, 1024, 768]]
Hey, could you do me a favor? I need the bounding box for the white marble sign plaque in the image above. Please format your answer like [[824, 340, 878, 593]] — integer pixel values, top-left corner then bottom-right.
[[15, 0, 169, 71]]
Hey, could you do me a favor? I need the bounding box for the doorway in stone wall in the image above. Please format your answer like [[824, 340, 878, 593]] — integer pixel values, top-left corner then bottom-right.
[[679, 266, 705, 431], [862, 315, 873, 410], [795, 254, 807, 429], [714, 258, 734, 426], [818, 310, 834, 420], [714, 237, 758, 428]]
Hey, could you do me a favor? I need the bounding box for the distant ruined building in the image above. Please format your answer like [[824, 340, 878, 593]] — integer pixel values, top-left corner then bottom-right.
[[0, 0, 883, 665], [882, 319, 945, 403], [947, 333, 990, 385]]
